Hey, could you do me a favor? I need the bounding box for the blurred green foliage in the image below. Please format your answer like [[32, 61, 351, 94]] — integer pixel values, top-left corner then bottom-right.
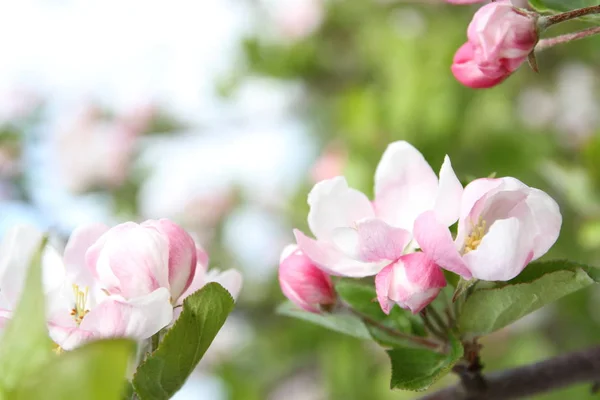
[[211, 0, 600, 398]]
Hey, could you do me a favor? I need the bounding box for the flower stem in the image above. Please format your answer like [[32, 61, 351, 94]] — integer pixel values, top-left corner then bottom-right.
[[344, 305, 441, 350], [420, 310, 447, 341], [427, 306, 449, 335], [536, 26, 600, 51], [539, 6, 600, 29]]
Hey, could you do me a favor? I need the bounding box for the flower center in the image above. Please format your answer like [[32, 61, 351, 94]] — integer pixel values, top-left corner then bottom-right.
[[70, 284, 90, 325], [463, 218, 486, 254]]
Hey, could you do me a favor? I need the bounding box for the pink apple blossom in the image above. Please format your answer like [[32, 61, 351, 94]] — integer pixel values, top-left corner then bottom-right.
[[451, 1, 538, 88], [0, 224, 172, 350], [414, 177, 562, 281], [375, 252, 446, 314], [294, 141, 462, 277], [279, 244, 336, 313], [445, 0, 486, 4]]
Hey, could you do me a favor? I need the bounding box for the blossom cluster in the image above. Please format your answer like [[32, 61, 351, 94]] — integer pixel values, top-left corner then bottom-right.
[[279, 141, 561, 315], [0, 219, 242, 351], [448, 0, 538, 88]]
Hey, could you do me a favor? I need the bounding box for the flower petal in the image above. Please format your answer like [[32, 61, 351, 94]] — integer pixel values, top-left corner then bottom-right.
[[307, 177, 374, 241], [433, 155, 463, 227], [414, 211, 472, 279], [374, 141, 439, 230], [463, 217, 534, 281], [206, 269, 243, 301], [294, 229, 387, 277], [375, 264, 395, 315], [330, 219, 411, 262], [525, 188, 562, 260], [79, 288, 173, 340], [86, 222, 170, 298], [63, 223, 109, 286]]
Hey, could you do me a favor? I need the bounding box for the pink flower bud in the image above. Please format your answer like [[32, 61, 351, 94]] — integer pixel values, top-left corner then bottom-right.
[[375, 253, 446, 315], [445, 0, 486, 4], [278, 245, 336, 313], [452, 1, 537, 88]]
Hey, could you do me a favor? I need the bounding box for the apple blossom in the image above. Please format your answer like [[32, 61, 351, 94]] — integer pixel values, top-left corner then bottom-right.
[[452, 1, 538, 88], [279, 244, 336, 313], [414, 177, 562, 281], [294, 140, 462, 277], [0, 224, 172, 350], [375, 252, 446, 314]]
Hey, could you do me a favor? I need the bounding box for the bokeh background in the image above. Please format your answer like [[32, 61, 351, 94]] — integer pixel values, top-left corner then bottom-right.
[[1, 0, 599, 398]]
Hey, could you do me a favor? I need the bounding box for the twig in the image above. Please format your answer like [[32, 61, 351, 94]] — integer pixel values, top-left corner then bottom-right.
[[344, 306, 442, 350], [419, 345, 600, 399], [536, 27, 600, 52], [539, 6, 600, 29]]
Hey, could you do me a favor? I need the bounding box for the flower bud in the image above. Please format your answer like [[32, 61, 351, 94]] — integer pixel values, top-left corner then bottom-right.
[[452, 1, 537, 88], [278, 245, 336, 313], [375, 253, 446, 314]]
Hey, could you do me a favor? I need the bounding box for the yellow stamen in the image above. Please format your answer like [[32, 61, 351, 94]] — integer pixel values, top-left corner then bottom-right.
[[71, 284, 90, 325], [463, 218, 486, 254]]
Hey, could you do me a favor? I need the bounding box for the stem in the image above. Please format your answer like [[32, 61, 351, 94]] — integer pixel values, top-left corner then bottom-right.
[[344, 306, 441, 350], [539, 6, 600, 29], [427, 306, 449, 335], [536, 26, 600, 51], [420, 310, 447, 341], [419, 345, 600, 399]]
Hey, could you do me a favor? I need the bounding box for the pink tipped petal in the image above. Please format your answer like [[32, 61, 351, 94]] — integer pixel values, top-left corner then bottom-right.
[[376, 253, 446, 314], [80, 288, 173, 340], [206, 269, 243, 301], [87, 222, 170, 298], [307, 177, 375, 241], [142, 219, 197, 301], [49, 324, 95, 351], [63, 223, 109, 286], [177, 266, 207, 304], [331, 219, 411, 262], [374, 141, 439, 230], [375, 264, 394, 315], [294, 229, 387, 277], [525, 188, 562, 260], [414, 211, 472, 279], [279, 248, 335, 313], [463, 217, 533, 281], [434, 156, 463, 227], [460, 178, 504, 222]]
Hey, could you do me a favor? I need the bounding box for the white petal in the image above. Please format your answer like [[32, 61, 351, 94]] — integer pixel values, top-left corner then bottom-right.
[[373, 141, 438, 230], [433, 156, 463, 227], [63, 223, 109, 287], [206, 269, 243, 301], [307, 177, 374, 241], [525, 188, 562, 260]]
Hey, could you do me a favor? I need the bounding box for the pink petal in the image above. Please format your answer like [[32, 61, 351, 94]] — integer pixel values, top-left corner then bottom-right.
[[86, 222, 170, 299], [375, 264, 395, 315], [433, 155, 463, 227], [307, 177, 375, 241], [330, 218, 411, 262], [196, 244, 210, 270], [374, 141, 438, 231], [80, 288, 173, 340], [525, 188, 562, 260], [463, 217, 534, 281], [142, 219, 197, 301], [414, 211, 472, 279], [294, 229, 388, 277], [63, 223, 109, 286]]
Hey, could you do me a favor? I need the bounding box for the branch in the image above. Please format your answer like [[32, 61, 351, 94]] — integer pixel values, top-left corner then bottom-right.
[[536, 27, 600, 52], [420, 345, 600, 400]]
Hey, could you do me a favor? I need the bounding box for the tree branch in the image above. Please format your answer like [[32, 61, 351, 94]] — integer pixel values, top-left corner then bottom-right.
[[420, 345, 600, 400]]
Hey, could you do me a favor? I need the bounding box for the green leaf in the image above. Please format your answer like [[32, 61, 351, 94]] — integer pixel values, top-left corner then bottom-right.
[[388, 335, 463, 391], [459, 268, 596, 336], [0, 235, 53, 391], [132, 283, 235, 400], [506, 260, 600, 285], [276, 301, 372, 340], [529, 0, 600, 14], [8, 339, 134, 400], [335, 280, 426, 346]]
